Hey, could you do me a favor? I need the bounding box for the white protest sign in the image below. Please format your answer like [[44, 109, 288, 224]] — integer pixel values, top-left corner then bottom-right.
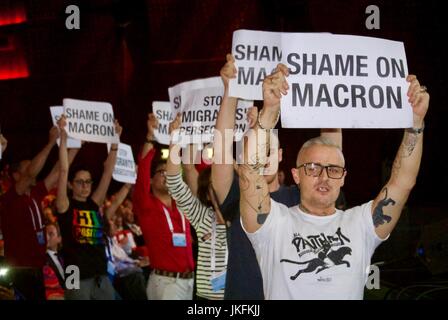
[[50, 106, 82, 148], [281, 33, 412, 128], [108, 143, 136, 184], [230, 30, 412, 128], [230, 29, 282, 101], [168, 77, 253, 144], [152, 101, 173, 146], [63, 98, 119, 144]]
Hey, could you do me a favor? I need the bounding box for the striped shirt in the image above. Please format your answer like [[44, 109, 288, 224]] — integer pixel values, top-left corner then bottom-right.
[[166, 173, 227, 300]]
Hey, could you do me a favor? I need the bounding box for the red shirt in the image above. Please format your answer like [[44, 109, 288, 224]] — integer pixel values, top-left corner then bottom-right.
[[133, 149, 194, 273], [0, 181, 48, 267]]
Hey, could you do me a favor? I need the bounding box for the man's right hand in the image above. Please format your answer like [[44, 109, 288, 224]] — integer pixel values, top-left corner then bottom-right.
[[49, 125, 60, 145], [168, 113, 182, 135], [146, 113, 159, 140], [220, 54, 237, 89], [262, 63, 289, 110], [57, 115, 68, 143]]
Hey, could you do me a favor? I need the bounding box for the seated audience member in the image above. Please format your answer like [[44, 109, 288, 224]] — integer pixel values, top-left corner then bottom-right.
[[43, 222, 65, 300]]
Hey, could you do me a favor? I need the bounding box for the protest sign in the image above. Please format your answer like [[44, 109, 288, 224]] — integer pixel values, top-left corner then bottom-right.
[[152, 101, 173, 145], [63, 98, 119, 144], [50, 106, 82, 148], [230, 30, 412, 128], [168, 77, 253, 145], [108, 143, 136, 184]]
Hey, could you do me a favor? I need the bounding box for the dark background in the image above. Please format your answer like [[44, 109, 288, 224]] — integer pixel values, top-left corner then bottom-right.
[[1, 0, 448, 298], [1, 0, 446, 236]]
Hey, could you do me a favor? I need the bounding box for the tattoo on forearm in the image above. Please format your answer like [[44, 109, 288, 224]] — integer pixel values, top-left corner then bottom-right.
[[240, 166, 270, 225], [372, 188, 395, 228], [403, 132, 418, 157]]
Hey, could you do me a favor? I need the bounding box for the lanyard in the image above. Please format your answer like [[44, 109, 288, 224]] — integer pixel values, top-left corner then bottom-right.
[[162, 205, 185, 234], [29, 198, 43, 231], [210, 214, 228, 272]]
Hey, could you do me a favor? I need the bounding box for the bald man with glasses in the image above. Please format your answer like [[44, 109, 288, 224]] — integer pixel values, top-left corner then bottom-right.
[[238, 65, 429, 300]]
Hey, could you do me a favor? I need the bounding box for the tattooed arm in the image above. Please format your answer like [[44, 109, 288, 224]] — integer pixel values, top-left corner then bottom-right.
[[372, 75, 429, 239], [239, 64, 288, 233]]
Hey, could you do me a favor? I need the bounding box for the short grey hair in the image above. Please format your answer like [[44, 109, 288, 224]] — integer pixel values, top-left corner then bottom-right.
[[297, 137, 344, 166]]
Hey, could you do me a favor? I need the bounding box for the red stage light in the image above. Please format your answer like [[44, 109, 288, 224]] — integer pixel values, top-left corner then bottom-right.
[[0, 2, 27, 26]]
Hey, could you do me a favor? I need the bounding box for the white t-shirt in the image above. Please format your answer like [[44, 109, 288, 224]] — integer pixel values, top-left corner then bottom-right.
[[243, 199, 387, 300]]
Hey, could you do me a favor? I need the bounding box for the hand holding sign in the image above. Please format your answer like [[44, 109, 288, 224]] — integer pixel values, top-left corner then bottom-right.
[[220, 54, 237, 89], [63, 98, 119, 144], [259, 64, 289, 129], [57, 115, 68, 144], [168, 113, 182, 135], [263, 64, 289, 109], [169, 113, 182, 146], [114, 120, 123, 140], [406, 75, 429, 127], [147, 113, 158, 141], [49, 125, 60, 146]]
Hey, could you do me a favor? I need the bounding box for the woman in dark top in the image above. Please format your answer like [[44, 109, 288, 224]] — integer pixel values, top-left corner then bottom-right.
[[55, 116, 121, 300]]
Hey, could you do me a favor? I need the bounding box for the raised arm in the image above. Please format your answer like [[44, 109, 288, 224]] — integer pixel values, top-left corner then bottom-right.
[[133, 113, 158, 211], [27, 126, 59, 178], [91, 121, 122, 206], [211, 54, 239, 203], [141, 113, 158, 159], [56, 116, 69, 214], [182, 144, 200, 196], [105, 183, 132, 220], [165, 113, 201, 195], [44, 147, 81, 191], [166, 115, 208, 229], [371, 75, 429, 239], [166, 113, 183, 177], [239, 64, 289, 233], [15, 126, 59, 194]]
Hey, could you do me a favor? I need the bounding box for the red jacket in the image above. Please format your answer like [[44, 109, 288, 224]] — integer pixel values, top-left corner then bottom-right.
[[133, 148, 194, 273]]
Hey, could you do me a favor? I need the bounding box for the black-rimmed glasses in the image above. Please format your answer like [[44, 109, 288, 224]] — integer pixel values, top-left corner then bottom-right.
[[297, 162, 346, 179], [73, 179, 93, 186]]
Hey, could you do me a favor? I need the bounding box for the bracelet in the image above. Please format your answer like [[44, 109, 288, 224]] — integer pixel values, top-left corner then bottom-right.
[[110, 147, 118, 151], [257, 108, 280, 130], [406, 121, 425, 134]]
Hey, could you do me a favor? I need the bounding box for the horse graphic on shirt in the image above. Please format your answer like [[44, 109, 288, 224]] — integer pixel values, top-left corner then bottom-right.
[[280, 246, 352, 280]]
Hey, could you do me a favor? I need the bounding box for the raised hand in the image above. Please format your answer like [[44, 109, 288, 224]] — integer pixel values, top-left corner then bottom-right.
[[114, 120, 123, 138], [406, 74, 429, 127], [168, 113, 182, 135], [57, 115, 68, 143], [147, 113, 158, 139], [220, 53, 237, 89], [262, 63, 289, 109], [49, 125, 60, 145]]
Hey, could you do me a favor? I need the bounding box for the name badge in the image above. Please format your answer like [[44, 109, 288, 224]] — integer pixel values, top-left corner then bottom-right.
[[211, 270, 226, 292], [107, 260, 116, 276], [36, 230, 45, 245], [172, 233, 187, 247]]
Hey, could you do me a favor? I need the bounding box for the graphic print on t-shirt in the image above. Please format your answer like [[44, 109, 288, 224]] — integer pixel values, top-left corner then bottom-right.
[[280, 227, 352, 280], [71, 209, 104, 245]]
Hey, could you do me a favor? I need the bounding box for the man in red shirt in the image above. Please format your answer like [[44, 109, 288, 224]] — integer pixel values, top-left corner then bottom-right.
[[0, 127, 77, 300], [133, 113, 195, 300]]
